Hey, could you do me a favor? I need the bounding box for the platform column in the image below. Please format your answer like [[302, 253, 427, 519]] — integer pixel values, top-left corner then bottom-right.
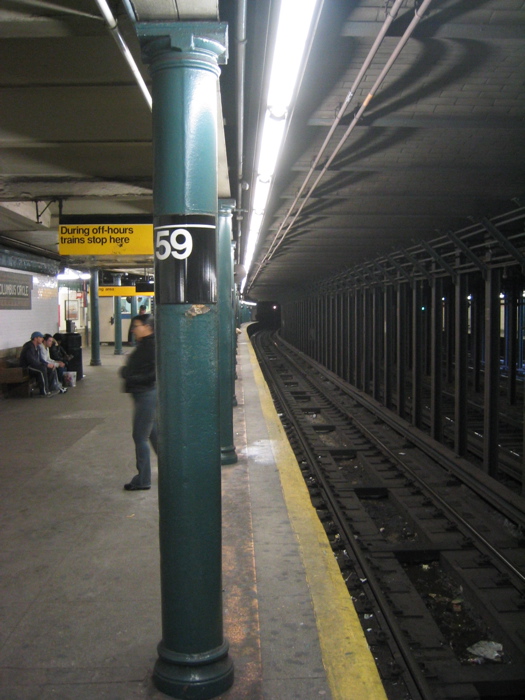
[[130, 296, 138, 345], [113, 274, 123, 355], [218, 199, 237, 465], [89, 267, 101, 366], [137, 22, 233, 699], [232, 281, 239, 406]]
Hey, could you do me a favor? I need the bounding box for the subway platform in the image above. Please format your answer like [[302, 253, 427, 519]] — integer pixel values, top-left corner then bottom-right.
[[0, 327, 386, 700]]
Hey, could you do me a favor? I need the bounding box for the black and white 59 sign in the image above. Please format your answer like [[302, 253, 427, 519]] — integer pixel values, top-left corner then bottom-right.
[[153, 214, 217, 305], [155, 227, 193, 261]]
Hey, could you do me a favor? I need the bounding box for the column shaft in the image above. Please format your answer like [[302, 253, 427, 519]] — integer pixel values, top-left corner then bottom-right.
[[139, 22, 233, 700], [218, 200, 237, 464], [89, 268, 101, 366]]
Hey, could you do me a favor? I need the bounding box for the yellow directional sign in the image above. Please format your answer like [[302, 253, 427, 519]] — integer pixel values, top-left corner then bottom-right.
[[59, 224, 153, 256], [99, 286, 154, 297]]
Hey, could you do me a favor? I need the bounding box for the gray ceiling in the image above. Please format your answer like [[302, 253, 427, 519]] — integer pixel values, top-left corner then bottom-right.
[[0, 0, 227, 274], [0, 0, 524, 297], [244, 0, 525, 299]]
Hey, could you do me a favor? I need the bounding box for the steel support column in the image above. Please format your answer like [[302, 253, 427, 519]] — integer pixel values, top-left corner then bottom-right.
[[218, 200, 237, 465], [138, 22, 233, 699], [384, 285, 394, 409], [472, 283, 483, 393], [454, 271, 468, 455], [372, 286, 382, 401], [430, 276, 443, 441], [396, 283, 407, 418], [411, 280, 423, 428], [507, 282, 518, 406], [89, 268, 101, 366], [362, 287, 371, 393], [483, 266, 500, 476], [113, 274, 123, 355], [130, 296, 138, 345], [354, 287, 361, 388]]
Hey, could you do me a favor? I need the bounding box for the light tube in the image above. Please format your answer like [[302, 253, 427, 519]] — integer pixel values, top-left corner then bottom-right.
[[243, 0, 319, 277]]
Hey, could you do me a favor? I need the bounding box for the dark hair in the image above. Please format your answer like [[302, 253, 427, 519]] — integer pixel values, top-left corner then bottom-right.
[[53, 333, 63, 343], [132, 313, 154, 331], [43, 333, 53, 341]]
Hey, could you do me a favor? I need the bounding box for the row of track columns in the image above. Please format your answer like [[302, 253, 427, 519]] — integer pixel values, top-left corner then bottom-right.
[[280, 263, 524, 490]]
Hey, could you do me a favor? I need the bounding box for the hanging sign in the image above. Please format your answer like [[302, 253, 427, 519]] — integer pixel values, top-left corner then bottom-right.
[[58, 224, 153, 256], [98, 286, 155, 297], [153, 214, 217, 305]]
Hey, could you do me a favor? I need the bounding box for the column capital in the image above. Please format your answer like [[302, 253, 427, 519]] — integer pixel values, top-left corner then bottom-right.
[[219, 199, 236, 215], [137, 21, 228, 65]]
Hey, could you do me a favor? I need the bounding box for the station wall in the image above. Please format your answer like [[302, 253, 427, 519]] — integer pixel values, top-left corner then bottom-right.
[[0, 267, 59, 351]]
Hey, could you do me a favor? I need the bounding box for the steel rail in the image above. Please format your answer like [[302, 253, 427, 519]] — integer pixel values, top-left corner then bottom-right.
[[252, 332, 432, 700], [277, 334, 525, 527], [274, 334, 525, 586]]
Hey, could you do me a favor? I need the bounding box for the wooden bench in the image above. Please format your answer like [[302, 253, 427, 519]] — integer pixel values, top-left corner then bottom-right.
[[0, 348, 37, 398]]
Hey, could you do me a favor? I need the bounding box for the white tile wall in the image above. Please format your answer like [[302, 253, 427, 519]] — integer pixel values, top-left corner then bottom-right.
[[0, 267, 59, 351]]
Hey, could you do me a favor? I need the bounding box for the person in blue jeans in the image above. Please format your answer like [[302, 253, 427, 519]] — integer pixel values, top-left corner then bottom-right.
[[119, 313, 157, 491]]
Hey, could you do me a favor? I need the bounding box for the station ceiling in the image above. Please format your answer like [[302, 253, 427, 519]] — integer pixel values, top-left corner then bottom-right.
[[0, 0, 524, 299]]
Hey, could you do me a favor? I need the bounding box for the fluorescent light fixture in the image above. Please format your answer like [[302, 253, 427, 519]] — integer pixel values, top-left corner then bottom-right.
[[243, 0, 319, 279], [252, 178, 272, 214], [242, 301, 257, 306], [267, 0, 318, 114], [257, 113, 287, 179]]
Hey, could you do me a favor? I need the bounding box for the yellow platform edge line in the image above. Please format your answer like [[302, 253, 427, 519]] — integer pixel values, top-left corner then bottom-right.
[[248, 338, 388, 700]]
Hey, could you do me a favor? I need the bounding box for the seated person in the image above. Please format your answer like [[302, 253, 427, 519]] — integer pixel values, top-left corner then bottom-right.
[[19, 331, 61, 396], [51, 333, 73, 365], [40, 334, 67, 392]]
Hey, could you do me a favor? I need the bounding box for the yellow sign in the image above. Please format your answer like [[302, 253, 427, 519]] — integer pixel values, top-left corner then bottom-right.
[[98, 286, 154, 297], [59, 224, 153, 256]]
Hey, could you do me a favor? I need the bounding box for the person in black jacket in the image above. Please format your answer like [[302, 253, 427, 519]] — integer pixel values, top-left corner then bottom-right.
[[19, 331, 61, 396], [119, 314, 157, 491]]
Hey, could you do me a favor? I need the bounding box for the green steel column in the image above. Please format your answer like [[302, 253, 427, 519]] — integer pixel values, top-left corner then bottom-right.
[[130, 296, 138, 346], [113, 274, 123, 355], [138, 22, 233, 699], [218, 200, 237, 465], [89, 268, 101, 366], [232, 285, 239, 406]]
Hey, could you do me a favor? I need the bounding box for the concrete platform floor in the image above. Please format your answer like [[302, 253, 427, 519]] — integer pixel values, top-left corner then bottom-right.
[[0, 341, 332, 700]]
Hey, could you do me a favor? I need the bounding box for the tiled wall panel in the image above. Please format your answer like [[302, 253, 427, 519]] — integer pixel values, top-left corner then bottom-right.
[[0, 267, 58, 352]]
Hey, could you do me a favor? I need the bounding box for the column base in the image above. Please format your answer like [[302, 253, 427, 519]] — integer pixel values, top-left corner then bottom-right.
[[90, 359, 102, 366], [220, 445, 238, 465], [153, 643, 234, 699]]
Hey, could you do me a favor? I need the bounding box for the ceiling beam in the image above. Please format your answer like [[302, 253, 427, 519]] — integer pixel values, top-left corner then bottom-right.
[[0, 177, 152, 200]]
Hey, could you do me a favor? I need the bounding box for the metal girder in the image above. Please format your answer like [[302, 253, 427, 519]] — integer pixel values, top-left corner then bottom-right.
[[481, 217, 525, 275], [419, 239, 457, 284], [446, 229, 487, 279], [374, 260, 397, 285], [399, 248, 433, 283], [385, 254, 413, 286]]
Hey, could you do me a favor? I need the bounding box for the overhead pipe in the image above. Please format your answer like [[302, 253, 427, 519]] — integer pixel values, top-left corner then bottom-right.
[[94, 0, 152, 111], [267, 0, 405, 251], [235, 0, 248, 263], [250, 0, 434, 288], [13, 0, 151, 111], [11, 0, 103, 21]]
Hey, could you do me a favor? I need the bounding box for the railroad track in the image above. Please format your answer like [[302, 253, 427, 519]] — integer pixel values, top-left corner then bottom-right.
[[252, 330, 525, 700]]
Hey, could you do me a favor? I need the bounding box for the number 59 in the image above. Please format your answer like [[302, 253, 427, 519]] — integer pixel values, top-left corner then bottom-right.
[[155, 228, 193, 261]]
